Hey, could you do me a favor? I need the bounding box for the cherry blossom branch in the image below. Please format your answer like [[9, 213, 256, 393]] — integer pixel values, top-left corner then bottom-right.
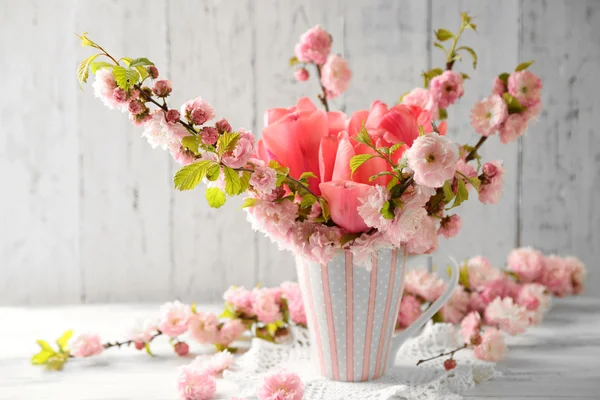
[[134, 84, 198, 134], [315, 64, 330, 112], [465, 136, 487, 162], [416, 343, 468, 366], [103, 331, 162, 350]]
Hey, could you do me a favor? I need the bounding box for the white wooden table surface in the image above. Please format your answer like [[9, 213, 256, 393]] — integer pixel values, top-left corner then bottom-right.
[[1, 298, 599, 400]]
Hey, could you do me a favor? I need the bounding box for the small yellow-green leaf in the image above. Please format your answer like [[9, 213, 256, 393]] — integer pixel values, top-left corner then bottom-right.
[[340, 232, 362, 246], [90, 61, 114, 74], [355, 126, 374, 147], [206, 187, 226, 208], [135, 65, 149, 81], [435, 29, 454, 41], [129, 57, 154, 67], [266, 322, 278, 336], [515, 60, 534, 71], [451, 178, 469, 208], [457, 46, 478, 69], [380, 201, 395, 220], [37, 340, 55, 352], [442, 181, 454, 202], [390, 142, 405, 154], [438, 108, 448, 120], [498, 72, 510, 83], [145, 343, 155, 357], [241, 197, 257, 208], [112, 66, 138, 90], [206, 163, 220, 182], [318, 197, 330, 222], [77, 54, 99, 87], [459, 264, 470, 289], [76, 32, 99, 48], [56, 330, 73, 351], [223, 166, 242, 195], [31, 349, 55, 365], [191, 303, 197, 314], [300, 194, 317, 209], [350, 154, 374, 174], [502, 93, 527, 114], [217, 132, 241, 156], [181, 136, 199, 155], [173, 160, 214, 191], [461, 72, 470, 80], [299, 171, 318, 181], [289, 56, 300, 67], [433, 42, 447, 55]]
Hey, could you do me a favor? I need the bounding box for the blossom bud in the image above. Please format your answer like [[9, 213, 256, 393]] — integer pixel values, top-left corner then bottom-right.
[[166, 109, 181, 123], [174, 342, 189, 356], [295, 68, 309, 82], [129, 88, 141, 100], [112, 87, 128, 103], [215, 118, 232, 134], [483, 162, 499, 178], [128, 100, 145, 115], [190, 108, 209, 125], [141, 86, 153, 99], [200, 127, 219, 145], [147, 65, 159, 79], [152, 79, 172, 97], [470, 332, 483, 346], [134, 341, 145, 350], [444, 358, 457, 371]]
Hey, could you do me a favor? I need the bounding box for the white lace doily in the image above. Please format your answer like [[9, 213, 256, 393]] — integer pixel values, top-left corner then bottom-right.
[[224, 322, 499, 400]]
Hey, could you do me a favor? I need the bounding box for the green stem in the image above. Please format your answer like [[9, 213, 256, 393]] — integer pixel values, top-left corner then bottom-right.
[[446, 24, 467, 71]]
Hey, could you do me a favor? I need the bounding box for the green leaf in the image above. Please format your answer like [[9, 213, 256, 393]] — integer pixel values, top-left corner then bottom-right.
[[206, 164, 220, 182], [435, 29, 454, 41], [498, 72, 510, 83], [433, 42, 447, 55], [173, 160, 215, 191], [451, 178, 469, 208], [76, 32, 99, 48], [457, 46, 478, 69], [355, 126, 374, 148], [191, 303, 197, 314], [217, 132, 241, 156], [276, 172, 287, 187], [380, 201, 395, 220], [206, 187, 226, 208], [459, 264, 470, 289], [422, 67, 444, 88], [266, 322, 278, 336], [145, 343, 156, 357], [239, 170, 252, 193], [390, 142, 405, 154], [135, 66, 149, 81], [438, 108, 448, 120], [318, 197, 330, 222], [45, 353, 69, 371], [349, 154, 374, 175], [91, 61, 114, 74], [112, 66, 139, 89], [56, 330, 73, 351], [241, 197, 257, 208], [289, 56, 300, 67], [502, 93, 526, 114], [300, 194, 317, 209], [120, 57, 133, 67], [299, 171, 318, 181], [369, 171, 398, 182], [461, 73, 471, 80], [515, 60, 534, 71], [77, 54, 99, 87], [181, 136, 199, 155], [37, 340, 55, 353], [129, 57, 154, 67], [463, 175, 481, 191], [442, 181, 455, 202], [431, 310, 444, 323], [340, 232, 362, 246], [223, 166, 242, 195], [31, 349, 55, 365]]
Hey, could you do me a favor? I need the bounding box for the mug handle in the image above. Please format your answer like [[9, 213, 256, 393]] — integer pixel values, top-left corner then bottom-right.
[[387, 254, 460, 369]]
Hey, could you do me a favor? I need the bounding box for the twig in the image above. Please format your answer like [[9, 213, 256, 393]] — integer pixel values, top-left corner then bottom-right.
[[103, 331, 162, 350], [315, 65, 330, 112], [416, 343, 468, 366], [465, 136, 487, 162]]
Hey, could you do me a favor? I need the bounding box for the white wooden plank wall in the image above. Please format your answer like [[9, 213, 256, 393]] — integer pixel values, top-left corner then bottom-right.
[[1, 0, 598, 304]]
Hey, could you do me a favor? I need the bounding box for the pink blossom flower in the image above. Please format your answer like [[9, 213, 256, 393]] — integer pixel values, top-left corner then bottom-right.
[[479, 161, 505, 204], [466, 256, 502, 288], [396, 294, 422, 329], [357, 185, 391, 230], [405, 215, 439, 255], [257, 371, 304, 400], [295, 68, 309, 81], [516, 283, 549, 312], [129, 111, 153, 126], [128, 99, 145, 115], [564, 256, 586, 295], [158, 301, 192, 338], [294, 25, 331, 65], [460, 311, 481, 344], [385, 205, 427, 246], [223, 286, 254, 317], [177, 364, 217, 400], [477, 278, 515, 306], [308, 225, 343, 264], [70, 334, 103, 358], [250, 165, 277, 196], [92, 69, 128, 111], [147, 65, 159, 79], [401, 88, 439, 118], [253, 288, 282, 324], [470, 94, 508, 137], [221, 131, 255, 168], [152, 79, 172, 97], [438, 214, 461, 238], [142, 110, 188, 150], [215, 118, 232, 134], [169, 143, 197, 166], [181, 97, 216, 126], [538, 255, 574, 297], [128, 318, 158, 346], [429, 71, 464, 109], [440, 285, 470, 324], [492, 77, 506, 95], [473, 328, 506, 362], [217, 319, 245, 347], [200, 127, 219, 146], [499, 113, 528, 144], [174, 342, 190, 356], [524, 101, 543, 122], [455, 158, 477, 184], [507, 247, 544, 283], [188, 311, 220, 344], [280, 281, 307, 325], [112, 87, 129, 104], [321, 54, 352, 99], [246, 199, 299, 243], [508, 70, 543, 107], [194, 350, 234, 376], [349, 232, 392, 271], [404, 268, 446, 302], [405, 133, 459, 188], [484, 297, 530, 335]]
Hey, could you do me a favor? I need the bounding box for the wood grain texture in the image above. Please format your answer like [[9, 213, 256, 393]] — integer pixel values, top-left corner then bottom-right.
[[519, 0, 600, 298], [1, 298, 599, 399]]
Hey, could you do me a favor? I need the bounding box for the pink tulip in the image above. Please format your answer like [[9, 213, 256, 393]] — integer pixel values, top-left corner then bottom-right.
[[319, 180, 372, 233]]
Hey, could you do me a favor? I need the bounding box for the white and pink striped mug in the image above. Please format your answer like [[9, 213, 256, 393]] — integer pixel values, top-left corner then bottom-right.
[[296, 247, 459, 382]]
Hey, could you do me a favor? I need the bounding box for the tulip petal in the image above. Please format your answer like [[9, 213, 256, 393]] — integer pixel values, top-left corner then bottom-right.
[[264, 108, 291, 127], [380, 104, 419, 146], [319, 136, 339, 183], [327, 111, 348, 137], [351, 143, 393, 187], [347, 110, 370, 137], [331, 132, 355, 181], [296, 97, 318, 112], [319, 180, 372, 233]]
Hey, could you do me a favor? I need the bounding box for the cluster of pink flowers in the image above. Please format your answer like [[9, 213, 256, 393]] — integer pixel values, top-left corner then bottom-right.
[[397, 247, 586, 364], [471, 67, 542, 143]]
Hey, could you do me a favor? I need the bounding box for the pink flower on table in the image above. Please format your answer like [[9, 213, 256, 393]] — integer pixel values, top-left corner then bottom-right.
[[538, 255, 574, 297], [466, 256, 502, 288], [218, 319, 246, 347], [253, 288, 282, 324], [250, 164, 277, 196], [349, 232, 392, 271], [396, 294, 422, 329], [499, 113, 528, 144], [152, 79, 172, 97], [128, 318, 158, 347], [181, 97, 216, 126], [188, 312, 220, 344], [564, 256, 586, 295], [470, 94, 508, 137], [294, 68, 309, 82], [517, 283, 550, 313], [174, 342, 190, 356], [438, 214, 462, 238], [158, 301, 193, 338], [194, 350, 234, 376], [224, 286, 254, 317], [404, 268, 446, 302], [257, 371, 304, 400], [401, 88, 439, 118], [177, 364, 217, 400], [308, 225, 343, 264], [492, 77, 507, 95], [429, 71, 464, 109], [294, 25, 332, 65], [484, 297, 530, 335], [221, 130, 255, 169], [200, 127, 219, 146], [440, 285, 470, 324], [92, 68, 128, 111], [357, 185, 391, 230], [280, 281, 307, 325], [460, 311, 481, 344], [507, 247, 545, 283], [405, 133, 459, 188], [508, 70, 543, 107], [405, 215, 439, 255], [70, 334, 103, 358], [473, 328, 506, 362], [479, 161, 505, 205], [321, 54, 352, 99]]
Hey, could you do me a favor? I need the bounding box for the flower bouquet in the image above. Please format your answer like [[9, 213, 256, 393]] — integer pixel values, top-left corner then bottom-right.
[[71, 11, 552, 382]]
